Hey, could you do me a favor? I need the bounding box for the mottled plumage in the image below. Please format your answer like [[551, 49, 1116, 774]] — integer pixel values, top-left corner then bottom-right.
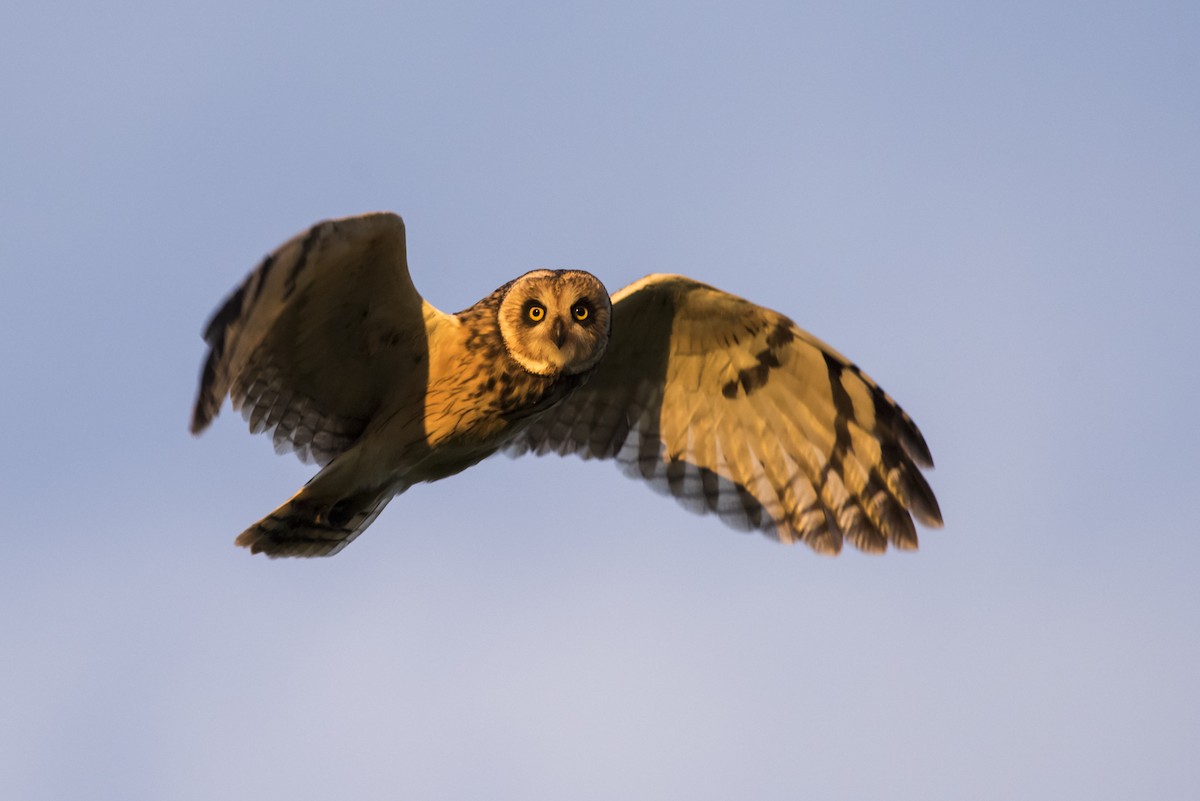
[[192, 212, 942, 557]]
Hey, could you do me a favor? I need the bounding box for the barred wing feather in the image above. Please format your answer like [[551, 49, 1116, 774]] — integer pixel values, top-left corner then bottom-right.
[[506, 274, 942, 554], [190, 212, 440, 466]]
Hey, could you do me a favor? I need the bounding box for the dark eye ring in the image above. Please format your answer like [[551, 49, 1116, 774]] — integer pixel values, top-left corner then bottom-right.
[[571, 303, 590, 322], [527, 305, 546, 323]]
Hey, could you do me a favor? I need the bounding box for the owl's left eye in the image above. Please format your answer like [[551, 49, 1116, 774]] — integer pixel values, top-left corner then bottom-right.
[[527, 304, 546, 323], [571, 303, 590, 322]]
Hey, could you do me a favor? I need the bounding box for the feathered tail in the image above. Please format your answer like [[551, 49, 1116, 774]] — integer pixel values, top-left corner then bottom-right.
[[235, 486, 393, 558]]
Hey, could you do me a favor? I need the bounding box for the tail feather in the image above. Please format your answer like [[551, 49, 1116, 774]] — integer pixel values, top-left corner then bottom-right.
[[235, 489, 392, 558]]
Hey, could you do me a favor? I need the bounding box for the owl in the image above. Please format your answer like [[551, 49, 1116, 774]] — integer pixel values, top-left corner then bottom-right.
[[191, 212, 942, 557]]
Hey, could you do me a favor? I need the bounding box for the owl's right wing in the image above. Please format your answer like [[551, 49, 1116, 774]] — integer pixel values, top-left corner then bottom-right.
[[190, 212, 450, 465], [506, 274, 942, 554]]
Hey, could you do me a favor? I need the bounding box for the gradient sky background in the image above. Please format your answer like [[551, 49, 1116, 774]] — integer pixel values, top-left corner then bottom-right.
[[2, 2, 1197, 799]]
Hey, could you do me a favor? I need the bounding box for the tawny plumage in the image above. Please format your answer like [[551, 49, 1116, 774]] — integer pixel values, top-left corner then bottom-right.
[[191, 212, 942, 557]]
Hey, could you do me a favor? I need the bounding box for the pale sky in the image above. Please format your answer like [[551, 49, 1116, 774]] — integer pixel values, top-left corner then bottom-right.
[[2, 2, 1198, 799]]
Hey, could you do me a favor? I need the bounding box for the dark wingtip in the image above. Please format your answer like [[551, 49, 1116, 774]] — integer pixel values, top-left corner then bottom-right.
[[907, 466, 944, 528], [922, 495, 944, 529], [897, 409, 935, 468], [189, 389, 217, 435], [884, 500, 920, 550], [189, 347, 221, 434]]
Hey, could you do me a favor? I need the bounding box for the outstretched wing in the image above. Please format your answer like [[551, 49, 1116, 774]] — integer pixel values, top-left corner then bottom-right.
[[505, 274, 942, 554], [191, 212, 443, 465]]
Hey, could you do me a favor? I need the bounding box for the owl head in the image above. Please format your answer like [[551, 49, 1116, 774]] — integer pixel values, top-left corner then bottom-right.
[[497, 269, 612, 376]]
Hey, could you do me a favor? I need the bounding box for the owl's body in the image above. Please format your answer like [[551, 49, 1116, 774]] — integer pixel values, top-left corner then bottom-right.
[[192, 212, 941, 557]]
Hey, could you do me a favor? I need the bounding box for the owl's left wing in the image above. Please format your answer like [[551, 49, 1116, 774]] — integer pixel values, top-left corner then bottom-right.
[[505, 274, 942, 554]]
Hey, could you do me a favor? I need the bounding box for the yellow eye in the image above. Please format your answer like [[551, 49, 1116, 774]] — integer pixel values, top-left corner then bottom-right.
[[527, 305, 545, 322], [571, 304, 589, 321]]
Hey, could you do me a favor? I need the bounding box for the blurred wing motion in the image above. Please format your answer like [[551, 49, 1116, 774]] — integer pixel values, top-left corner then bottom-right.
[[506, 274, 942, 554]]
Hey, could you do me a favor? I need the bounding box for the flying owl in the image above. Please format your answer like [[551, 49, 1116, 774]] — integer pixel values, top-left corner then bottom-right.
[[191, 212, 942, 557]]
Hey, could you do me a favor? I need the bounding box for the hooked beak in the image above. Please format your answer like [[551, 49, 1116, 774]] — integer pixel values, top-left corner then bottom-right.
[[551, 318, 567, 349]]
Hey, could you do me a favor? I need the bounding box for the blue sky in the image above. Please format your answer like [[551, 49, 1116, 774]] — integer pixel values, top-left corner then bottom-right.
[[2, 1, 1197, 799]]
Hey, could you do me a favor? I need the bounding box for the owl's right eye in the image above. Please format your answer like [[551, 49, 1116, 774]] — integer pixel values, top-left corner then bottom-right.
[[527, 304, 546, 323]]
